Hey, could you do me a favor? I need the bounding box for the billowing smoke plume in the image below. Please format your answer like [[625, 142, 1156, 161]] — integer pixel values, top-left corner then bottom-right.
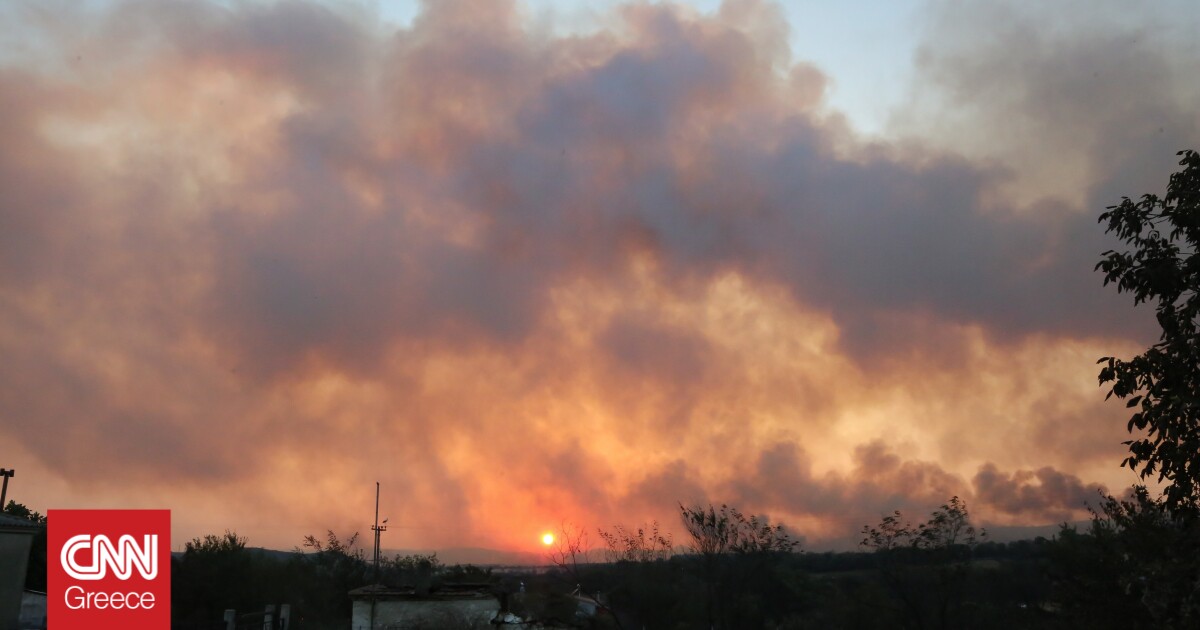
[[0, 0, 1194, 550]]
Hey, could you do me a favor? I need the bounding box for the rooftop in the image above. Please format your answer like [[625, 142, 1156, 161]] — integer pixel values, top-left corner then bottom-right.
[[348, 582, 495, 601], [0, 513, 41, 531]]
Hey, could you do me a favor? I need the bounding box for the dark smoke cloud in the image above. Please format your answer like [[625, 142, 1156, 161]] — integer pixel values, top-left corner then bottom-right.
[[0, 0, 1186, 550], [974, 463, 1107, 522]]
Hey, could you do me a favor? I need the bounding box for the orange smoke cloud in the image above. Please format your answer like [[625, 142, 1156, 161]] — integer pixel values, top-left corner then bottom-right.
[[0, 0, 1195, 553]]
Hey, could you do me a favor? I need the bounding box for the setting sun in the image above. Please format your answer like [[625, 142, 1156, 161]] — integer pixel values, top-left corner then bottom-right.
[[541, 532, 554, 546]]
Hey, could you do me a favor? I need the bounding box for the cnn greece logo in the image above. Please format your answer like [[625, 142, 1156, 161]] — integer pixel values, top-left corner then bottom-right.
[[60, 533, 158, 580], [49, 509, 171, 629]]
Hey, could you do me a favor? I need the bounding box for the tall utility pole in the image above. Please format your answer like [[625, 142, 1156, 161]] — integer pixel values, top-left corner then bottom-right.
[[0, 468, 13, 507], [369, 482, 387, 630], [371, 482, 387, 579]]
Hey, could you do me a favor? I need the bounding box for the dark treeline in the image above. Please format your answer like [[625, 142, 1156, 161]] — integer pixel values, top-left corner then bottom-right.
[[529, 496, 1196, 630], [25, 489, 1167, 629], [5, 489, 1198, 629], [168, 529, 491, 629]]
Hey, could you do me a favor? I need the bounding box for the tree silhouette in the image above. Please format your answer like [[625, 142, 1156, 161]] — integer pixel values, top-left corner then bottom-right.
[[679, 503, 800, 628], [597, 521, 673, 563], [861, 497, 984, 630], [1097, 149, 1200, 509], [297, 530, 368, 622]]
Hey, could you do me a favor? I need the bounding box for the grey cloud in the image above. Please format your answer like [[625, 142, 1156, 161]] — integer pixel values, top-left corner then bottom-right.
[[628, 459, 711, 512], [974, 463, 1106, 521], [908, 0, 1200, 239], [115, 0, 1179, 376], [626, 440, 1103, 541]]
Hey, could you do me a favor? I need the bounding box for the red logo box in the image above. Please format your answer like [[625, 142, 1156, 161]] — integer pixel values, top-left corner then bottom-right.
[[48, 510, 171, 630]]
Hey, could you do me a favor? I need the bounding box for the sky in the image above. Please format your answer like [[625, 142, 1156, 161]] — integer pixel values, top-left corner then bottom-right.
[[1, 0, 1198, 555]]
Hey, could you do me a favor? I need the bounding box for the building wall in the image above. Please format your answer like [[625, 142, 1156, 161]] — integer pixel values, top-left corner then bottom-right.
[[19, 592, 45, 630], [0, 531, 35, 630], [350, 597, 497, 630]]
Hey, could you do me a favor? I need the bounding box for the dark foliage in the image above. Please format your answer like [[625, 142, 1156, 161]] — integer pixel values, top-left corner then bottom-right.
[[1046, 488, 1200, 629], [860, 497, 984, 630], [1097, 149, 1200, 509], [597, 521, 673, 563], [153, 500, 1200, 629], [170, 529, 497, 629], [674, 503, 804, 629], [172, 531, 302, 628]]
